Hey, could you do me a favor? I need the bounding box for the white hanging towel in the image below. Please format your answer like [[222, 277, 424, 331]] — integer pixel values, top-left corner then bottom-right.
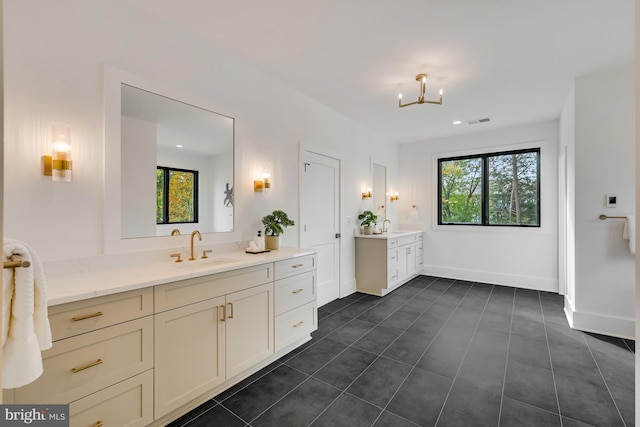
[[2, 238, 52, 388], [622, 215, 636, 255]]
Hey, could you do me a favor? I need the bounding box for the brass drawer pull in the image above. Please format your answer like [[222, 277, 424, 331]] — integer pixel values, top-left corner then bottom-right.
[[220, 305, 226, 322], [71, 358, 103, 373], [72, 311, 103, 322], [227, 302, 234, 319], [291, 264, 304, 268], [94, 422, 103, 427], [293, 321, 304, 328], [292, 288, 304, 294]]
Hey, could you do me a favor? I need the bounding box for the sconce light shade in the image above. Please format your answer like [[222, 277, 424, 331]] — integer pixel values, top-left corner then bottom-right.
[[254, 169, 271, 192], [409, 204, 419, 218], [262, 171, 271, 190], [44, 124, 72, 182], [390, 192, 399, 202], [362, 188, 372, 200]]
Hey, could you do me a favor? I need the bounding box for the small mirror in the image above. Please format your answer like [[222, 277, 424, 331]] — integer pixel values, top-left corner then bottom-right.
[[372, 162, 387, 220], [120, 84, 234, 238]]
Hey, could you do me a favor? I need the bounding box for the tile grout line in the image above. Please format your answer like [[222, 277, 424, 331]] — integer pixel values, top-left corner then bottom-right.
[[236, 280, 439, 427], [579, 332, 628, 427], [366, 280, 466, 426], [538, 291, 565, 427], [306, 277, 446, 426], [496, 286, 516, 427], [432, 283, 497, 426]]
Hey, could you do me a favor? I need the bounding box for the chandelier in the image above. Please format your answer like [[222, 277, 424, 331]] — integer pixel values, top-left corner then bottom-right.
[[398, 73, 443, 108]]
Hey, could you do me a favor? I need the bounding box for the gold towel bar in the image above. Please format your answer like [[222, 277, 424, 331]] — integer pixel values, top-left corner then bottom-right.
[[599, 214, 627, 220], [3, 255, 31, 269]]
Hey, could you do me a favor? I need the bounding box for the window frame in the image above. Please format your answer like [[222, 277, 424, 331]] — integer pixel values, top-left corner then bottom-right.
[[156, 166, 199, 225], [437, 147, 541, 227]]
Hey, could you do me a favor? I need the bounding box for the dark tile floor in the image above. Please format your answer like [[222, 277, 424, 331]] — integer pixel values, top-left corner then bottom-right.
[[167, 276, 635, 427]]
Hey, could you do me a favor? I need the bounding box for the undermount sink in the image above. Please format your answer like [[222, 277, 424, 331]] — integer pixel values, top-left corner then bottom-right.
[[176, 257, 240, 270]]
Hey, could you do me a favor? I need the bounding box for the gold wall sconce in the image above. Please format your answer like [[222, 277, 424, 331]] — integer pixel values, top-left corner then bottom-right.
[[390, 192, 399, 202], [361, 188, 372, 200], [43, 124, 72, 182], [254, 170, 271, 192]]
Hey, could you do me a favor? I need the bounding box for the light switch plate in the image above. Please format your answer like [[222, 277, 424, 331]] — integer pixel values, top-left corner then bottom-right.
[[606, 194, 617, 208]]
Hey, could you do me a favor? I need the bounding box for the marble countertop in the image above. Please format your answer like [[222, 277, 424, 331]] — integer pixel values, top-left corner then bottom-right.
[[354, 230, 424, 239], [44, 247, 315, 307]]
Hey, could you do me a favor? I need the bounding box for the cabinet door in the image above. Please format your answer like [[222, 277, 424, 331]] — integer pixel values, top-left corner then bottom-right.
[[397, 246, 408, 282], [154, 297, 226, 419], [225, 283, 274, 379], [406, 243, 417, 276]]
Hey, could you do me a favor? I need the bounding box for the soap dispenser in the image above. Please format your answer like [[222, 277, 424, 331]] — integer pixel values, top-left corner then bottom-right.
[[254, 230, 265, 251]]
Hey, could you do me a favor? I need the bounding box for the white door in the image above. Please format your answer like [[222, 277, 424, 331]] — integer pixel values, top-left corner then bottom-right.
[[300, 150, 340, 307]]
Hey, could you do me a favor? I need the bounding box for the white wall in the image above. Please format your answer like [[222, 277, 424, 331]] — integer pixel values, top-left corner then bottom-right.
[[563, 64, 636, 338], [399, 120, 559, 291], [3, 1, 398, 298], [121, 116, 156, 238]]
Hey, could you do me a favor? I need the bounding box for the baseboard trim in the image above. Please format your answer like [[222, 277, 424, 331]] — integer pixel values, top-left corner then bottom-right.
[[422, 265, 558, 293], [341, 277, 357, 298], [563, 298, 634, 339]]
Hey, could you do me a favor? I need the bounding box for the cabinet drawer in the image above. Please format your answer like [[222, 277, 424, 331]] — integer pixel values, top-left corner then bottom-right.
[[275, 302, 316, 351], [388, 268, 399, 284], [13, 316, 153, 404], [275, 271, 316, 315], [274, 254, 316, 280], [387, 249, 398, 267], [48, 288, 153, 341], [417, 256, 424, 270], [155, 263, 272, 312], [70, 370, 153, 427]]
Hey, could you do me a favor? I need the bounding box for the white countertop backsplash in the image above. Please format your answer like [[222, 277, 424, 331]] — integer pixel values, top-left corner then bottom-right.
[[42, 242, 314, 307]]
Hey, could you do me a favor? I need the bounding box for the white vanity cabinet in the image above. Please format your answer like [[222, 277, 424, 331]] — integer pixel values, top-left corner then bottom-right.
[[5, 288, 155, 427], [153, 264, 273, 419], [356, 231, 424, 296], [6, 249, 316, 427]]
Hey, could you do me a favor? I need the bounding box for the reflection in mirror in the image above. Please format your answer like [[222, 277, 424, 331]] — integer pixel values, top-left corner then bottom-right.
[[120, 84, 234, 238], [372, 162, 386, 220]]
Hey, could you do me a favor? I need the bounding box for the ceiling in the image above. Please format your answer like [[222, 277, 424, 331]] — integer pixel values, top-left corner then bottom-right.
[[126, 0, 634, 144]]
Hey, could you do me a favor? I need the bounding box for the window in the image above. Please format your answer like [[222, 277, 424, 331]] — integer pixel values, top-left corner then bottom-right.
[[438, 148, 540, 227], [156, 166, 199, 224]]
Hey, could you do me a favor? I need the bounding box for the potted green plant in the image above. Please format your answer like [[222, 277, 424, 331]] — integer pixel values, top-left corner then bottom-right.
[[358, 210, 378, 235], [262, 210, 295, 250]]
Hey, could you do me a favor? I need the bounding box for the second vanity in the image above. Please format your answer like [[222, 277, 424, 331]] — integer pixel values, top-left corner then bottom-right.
[[355, 230, 424, 296], [4, 247, 317, 427]]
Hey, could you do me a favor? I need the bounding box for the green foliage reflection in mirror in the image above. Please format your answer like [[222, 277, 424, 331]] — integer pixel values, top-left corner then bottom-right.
[[156, 166, 199, 224]]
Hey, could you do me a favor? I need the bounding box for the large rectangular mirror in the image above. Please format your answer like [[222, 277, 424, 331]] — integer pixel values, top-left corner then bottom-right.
[[372, 162, 387, 220], [103, 66, 237, 254], [120, 84, 234, 238]]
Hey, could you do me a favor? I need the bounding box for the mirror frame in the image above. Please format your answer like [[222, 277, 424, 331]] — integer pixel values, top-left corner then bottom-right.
[[104, 65, 240, 254]]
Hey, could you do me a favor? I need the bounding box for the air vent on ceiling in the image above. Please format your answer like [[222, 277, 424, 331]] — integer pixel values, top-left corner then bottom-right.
[[468, 118, 491, 125]]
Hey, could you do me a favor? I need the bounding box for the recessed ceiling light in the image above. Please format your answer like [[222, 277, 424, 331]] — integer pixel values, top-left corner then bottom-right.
[[176, 144, 183, 148], [452, 120, 462, 125]]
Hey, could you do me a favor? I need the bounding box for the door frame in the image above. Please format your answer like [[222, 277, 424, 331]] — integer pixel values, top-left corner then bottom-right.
[[298, 142, 343, 298]]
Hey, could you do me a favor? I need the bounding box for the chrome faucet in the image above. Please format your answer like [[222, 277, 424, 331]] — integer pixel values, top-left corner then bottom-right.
[[383, 219, 391, 232], [189, 230, 202, 260]]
